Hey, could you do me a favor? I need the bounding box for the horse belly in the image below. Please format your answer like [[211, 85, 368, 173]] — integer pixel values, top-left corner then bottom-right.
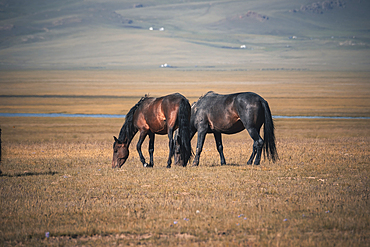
[[145, 108, 168, 134], [148, 120, 168, 134], [153, 125, 169, 135], [218, 120, 244, 134]]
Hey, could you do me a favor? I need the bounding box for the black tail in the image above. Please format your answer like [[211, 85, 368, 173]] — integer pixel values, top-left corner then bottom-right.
[[262, 100, 278, 162], [177, 98, 192, 166]]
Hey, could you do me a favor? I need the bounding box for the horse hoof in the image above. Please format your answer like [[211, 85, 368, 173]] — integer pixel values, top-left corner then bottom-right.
[[143, 163, 148, 167], [166, 165, 171, 168]]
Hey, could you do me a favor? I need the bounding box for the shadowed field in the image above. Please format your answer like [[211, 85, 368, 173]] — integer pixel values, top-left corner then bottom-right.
[[0, 70, 369, 246]]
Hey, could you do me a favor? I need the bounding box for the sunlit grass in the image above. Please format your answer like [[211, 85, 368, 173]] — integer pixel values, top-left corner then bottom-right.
[[0, 70, 369, 245], [1, 117, 369, 246]]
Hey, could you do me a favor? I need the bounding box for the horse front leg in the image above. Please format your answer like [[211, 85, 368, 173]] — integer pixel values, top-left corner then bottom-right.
[[136, 131, 149, 167], [174, 128, 197, 167], [148, 132, 155, 167], [213, 131, 226, 165], [192, 128, 207, 166]]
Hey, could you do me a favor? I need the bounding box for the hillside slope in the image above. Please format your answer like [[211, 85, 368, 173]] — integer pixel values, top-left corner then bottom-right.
[[0, 0, 369, 70]]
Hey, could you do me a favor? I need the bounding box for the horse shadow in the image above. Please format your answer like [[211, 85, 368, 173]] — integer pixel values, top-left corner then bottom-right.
[[226, 163, 245, 167], [206, 162, 244, 167], [0, 171, 58, 177]]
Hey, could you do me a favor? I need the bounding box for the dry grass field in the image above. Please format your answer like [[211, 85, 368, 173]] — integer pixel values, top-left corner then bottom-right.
[[1, 70, 369, 117], [0, 70, 370, 246]]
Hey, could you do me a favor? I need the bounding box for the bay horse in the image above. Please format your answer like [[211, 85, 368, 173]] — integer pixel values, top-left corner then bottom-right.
[[174, 91, 278, 166], [112, 93, 192, 168]]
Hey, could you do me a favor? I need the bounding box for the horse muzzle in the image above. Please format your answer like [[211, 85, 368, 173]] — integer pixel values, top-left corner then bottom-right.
[[112, 157, 127, 168]]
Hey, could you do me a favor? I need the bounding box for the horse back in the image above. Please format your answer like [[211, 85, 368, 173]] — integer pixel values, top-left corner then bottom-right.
[[192, 93, 239, 133], [193, 92, 264, 133], [134, 93, 185, 134]]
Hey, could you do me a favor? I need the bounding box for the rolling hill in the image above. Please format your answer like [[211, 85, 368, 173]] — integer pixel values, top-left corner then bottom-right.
[[0, 0, 369, 70]]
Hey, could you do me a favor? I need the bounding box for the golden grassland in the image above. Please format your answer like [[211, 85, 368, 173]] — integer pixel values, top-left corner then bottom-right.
[[0, 70, 369, 246], [1, 117, 369, 246], [0, 70, 369, 117]]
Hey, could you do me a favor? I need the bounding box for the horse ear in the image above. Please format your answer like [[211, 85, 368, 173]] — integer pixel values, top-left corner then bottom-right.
[[114, 136, 119, 143]]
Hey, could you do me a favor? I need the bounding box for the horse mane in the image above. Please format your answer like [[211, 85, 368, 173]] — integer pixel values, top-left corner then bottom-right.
[[192, 91, 215, 107], [118, 95, 148, 143]]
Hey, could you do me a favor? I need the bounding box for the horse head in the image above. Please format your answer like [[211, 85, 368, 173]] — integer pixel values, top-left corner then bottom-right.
[[112, 136, 129, 168], [173, 130, 185, 167]]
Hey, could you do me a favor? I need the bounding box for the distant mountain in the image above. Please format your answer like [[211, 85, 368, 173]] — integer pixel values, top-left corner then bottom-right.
[[0, 0, 369, 70]]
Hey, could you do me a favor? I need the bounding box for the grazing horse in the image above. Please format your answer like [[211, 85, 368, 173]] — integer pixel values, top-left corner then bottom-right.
[[112, 93, 192, 168], [174, 91, 278, 166]]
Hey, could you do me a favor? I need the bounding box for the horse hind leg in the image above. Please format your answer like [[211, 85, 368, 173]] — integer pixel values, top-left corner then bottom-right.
[[147, 132, 155, 167], [246, 127, 264, 165], [166, 128, 175, 168], [247, 144, 256, 165]]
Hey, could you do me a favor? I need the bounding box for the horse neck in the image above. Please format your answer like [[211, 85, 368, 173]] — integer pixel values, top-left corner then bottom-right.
[[118, 123, 137, 146], [118, 96, 147, 145], [125, 129, 137, 147]]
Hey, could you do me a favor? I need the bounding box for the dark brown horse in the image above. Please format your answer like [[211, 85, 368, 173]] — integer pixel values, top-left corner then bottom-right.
[[112, 93, 192, 168], [174, 91, 278, 166]]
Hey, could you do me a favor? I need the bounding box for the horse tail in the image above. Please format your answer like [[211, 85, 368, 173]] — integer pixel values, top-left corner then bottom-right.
[[177, 97, 192, 166], [262, 99, 278, 162]]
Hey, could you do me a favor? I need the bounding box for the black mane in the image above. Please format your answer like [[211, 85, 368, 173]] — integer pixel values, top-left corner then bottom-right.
[[191, 91, 215, 107], [118, 96, 147, 143]]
